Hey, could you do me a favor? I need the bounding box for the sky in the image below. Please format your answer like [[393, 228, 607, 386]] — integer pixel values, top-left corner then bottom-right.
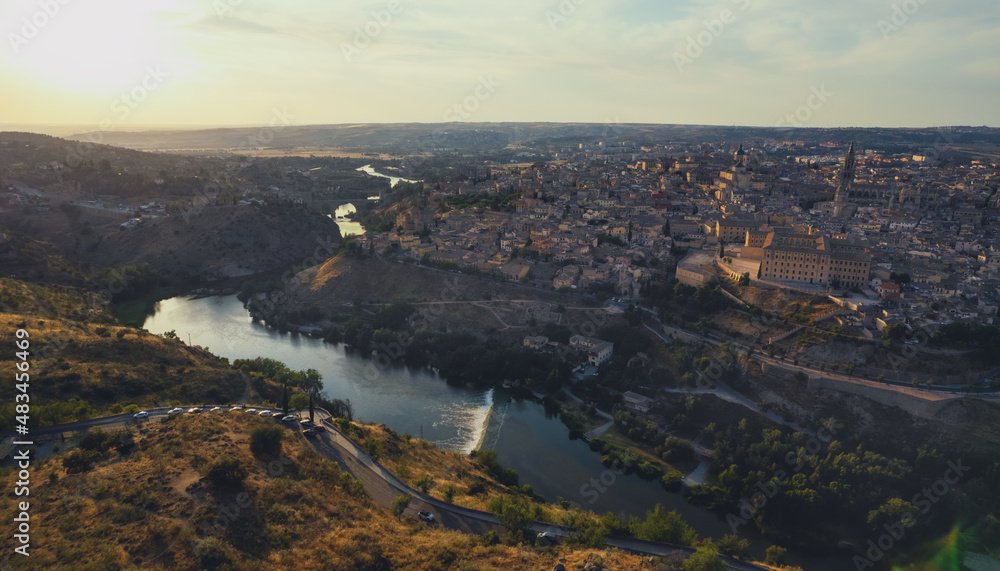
[[1, 0, 998, 130]]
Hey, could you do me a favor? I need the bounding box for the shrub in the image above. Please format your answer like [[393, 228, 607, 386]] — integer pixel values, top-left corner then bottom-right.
[[194, 537, 238, 570], [205, 456, 248, 489], [414, 474, 433, 494], [249, 425, 284, 457], [62, 449, 99, 473], [661, 471, 683, 491]]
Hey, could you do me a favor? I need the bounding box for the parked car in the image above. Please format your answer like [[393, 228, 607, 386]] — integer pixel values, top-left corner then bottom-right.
[[257, 410, 272, 417], [536, 531, 558, 546], [313, 424, 326, 433], [188, 407, 203, 414], [271, 411, 284, 418], [303, 428, 318, 438], [133, 411, 149, 420], [210, 406, 222, 412], [281, 414, 296, 423], [244, 408, 258, 414], [418, 511, 435, 523], [167, 407, 184, 416], [300, 420, 314, 428]]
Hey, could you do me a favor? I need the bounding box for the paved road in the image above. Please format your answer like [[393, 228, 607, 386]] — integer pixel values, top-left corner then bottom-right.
[[1, 406, 771, 570], [647, 310, 993, 397], [300, 411, 772, 570]]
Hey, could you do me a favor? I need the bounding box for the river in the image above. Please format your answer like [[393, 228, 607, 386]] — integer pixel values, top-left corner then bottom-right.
[[357, 164, 421, 188], [143, 295, 844, 570], [328, 166, 421, 237], [331, 203, 364, 237]]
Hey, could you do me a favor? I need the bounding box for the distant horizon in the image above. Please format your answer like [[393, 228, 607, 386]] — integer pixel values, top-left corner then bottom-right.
[[3, 121, 998, 141]]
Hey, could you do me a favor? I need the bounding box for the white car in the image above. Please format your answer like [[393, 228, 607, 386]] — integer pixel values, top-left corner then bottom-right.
[[188, 407, 204, 414], [257, 410, 272, 417], [133, 411, 149, 420], [210, 406, 222, 412], [167, 407, 184, 416]]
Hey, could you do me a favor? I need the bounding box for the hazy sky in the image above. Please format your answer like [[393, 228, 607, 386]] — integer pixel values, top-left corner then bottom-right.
[[1, 0, 998, 130]]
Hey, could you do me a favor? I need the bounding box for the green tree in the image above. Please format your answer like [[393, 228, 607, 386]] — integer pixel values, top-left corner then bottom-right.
[[392, 494, 412, 521], [683, 541, 726, 571], [415, 474, 434, 494], [866, 498, 918, 534], [487, 495, 533, 543], [364, 439, 382, 460], [765, 545, 787, 566], [249, 424, 284, 457], [717, 534, 750, 560], [289, 393, 310, 410], [630, 505, 699, 546]]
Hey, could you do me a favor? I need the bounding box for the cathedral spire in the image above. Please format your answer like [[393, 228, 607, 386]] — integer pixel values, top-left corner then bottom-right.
[[835, 142, 856, 202]]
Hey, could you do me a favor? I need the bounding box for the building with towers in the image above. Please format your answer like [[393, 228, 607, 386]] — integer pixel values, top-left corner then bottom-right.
[[717, 144, 752, 201], [832, 143, 935, 211]]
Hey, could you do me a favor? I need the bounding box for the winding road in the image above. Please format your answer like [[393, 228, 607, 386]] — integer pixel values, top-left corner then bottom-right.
[[2, 406, 772, 570]]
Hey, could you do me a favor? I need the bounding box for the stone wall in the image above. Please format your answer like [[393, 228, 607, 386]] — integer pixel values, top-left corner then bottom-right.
[[807, 375, 956, 419]]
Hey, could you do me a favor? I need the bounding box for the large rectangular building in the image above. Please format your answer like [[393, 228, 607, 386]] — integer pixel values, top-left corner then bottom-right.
[[759, 229, 871, 289], [715, 218, 760, 243]]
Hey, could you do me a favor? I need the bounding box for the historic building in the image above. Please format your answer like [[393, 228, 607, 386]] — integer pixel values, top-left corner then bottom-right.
[[833, 143, 935, 211], [759, 228, 871, 289], [716, 144, 752, 202]]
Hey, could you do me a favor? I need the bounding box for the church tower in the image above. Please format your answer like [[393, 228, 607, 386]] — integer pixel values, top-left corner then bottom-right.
[[734, 143, 747, 164], [835, 142, 856, 202]]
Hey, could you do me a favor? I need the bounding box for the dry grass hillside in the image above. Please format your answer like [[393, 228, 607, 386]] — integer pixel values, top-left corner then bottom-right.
[[0, 277, 242, 426], [0, 414, 648, 570], [0, 312, 242, 426], [295, 255, 550, 305], [0, 227, 91, 286], [732, 283, 839, 324], [285, 255, 583, 331], [94, 205, 341, 280], [0, 204, 341, 281], [0, 277, 110, 322]]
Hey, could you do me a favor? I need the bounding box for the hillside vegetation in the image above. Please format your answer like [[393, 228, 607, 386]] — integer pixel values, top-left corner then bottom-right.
[[0, 277, 242, 427], [0, 227, 91, 286], [0, 414, 650, 570], [0, 203, 342, 282]]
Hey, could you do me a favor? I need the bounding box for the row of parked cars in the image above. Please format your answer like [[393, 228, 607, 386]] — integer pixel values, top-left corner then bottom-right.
[[133, 406, 328, 434]]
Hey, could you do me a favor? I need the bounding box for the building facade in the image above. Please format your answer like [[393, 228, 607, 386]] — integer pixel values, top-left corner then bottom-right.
[[759, 228, 871, 289], [569, 335, 614, 366]]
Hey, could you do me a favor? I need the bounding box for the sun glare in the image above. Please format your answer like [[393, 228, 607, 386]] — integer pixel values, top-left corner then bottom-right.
[[8, 0, 167, 96]]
